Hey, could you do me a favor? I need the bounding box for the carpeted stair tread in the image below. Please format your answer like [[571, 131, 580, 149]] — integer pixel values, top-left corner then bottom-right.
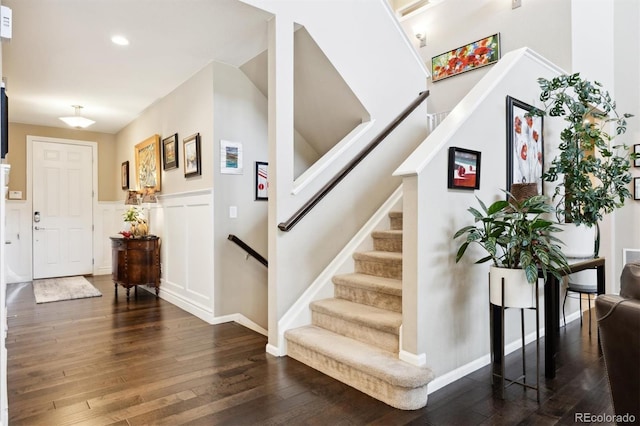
[[372, 230, 403, 252], [353, 251, 403, 262], [371, 230, 403, 239], [311, 298, 401, 333], [333, 273, 402, 296], [285, 325, 434, 388]]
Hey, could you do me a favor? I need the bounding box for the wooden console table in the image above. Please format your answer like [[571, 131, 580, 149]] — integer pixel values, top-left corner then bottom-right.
[[110, 236, 160, 299]]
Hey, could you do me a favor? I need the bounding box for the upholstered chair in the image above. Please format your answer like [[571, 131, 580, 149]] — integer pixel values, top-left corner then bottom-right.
[[595, 262, 640, 420]]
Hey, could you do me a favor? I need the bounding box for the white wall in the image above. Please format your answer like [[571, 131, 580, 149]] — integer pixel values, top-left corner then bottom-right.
[[212, 61, 269, 329], [244, 0, 430, 352], [396, 48, 567, 382], [400, 0, 572, 114]]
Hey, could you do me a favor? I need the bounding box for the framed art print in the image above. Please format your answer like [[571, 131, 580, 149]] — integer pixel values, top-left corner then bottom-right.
[[162, 133, 178, 170], [634, 144, 640, 168], [135, 134, 161, 192], [506, 96, 543, 195], [220, 140, 243, 175], [255, 161, 268, 201], [183, 133, 201, 178], [448, 147, 481, 190], [431, 33, 500, 82], [121, 161, 129, 190]]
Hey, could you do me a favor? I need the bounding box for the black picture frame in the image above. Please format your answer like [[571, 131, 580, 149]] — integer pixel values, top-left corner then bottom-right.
[[634, 144, 640, 168], [121, 161, 129, 190], [635, 177, 640, 200], [255, 161, 268, 201], [506, 96, 544, 195], [162, 133, 178, 170], [183, 133, 201, 178], [447, 147, 481, 190]]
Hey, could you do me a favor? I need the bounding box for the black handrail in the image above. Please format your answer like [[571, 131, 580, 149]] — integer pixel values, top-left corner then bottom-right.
[[278, 90, 429, 232], [227, 234, 268, 267]]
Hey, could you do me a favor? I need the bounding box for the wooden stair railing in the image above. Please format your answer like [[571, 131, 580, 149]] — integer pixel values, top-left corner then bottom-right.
[[228, 234, 268, 267], [278, 90, 429, 232]]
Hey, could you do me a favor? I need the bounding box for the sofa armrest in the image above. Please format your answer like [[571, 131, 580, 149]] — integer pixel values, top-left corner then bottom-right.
[[595, 295, 640, 419]]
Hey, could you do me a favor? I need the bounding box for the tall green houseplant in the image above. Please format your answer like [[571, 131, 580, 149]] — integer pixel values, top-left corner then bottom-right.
[[533, 74, 635, 256]]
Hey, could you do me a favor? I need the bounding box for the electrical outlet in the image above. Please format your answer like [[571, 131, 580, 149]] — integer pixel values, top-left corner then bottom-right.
[[512, 0, 522, 9]]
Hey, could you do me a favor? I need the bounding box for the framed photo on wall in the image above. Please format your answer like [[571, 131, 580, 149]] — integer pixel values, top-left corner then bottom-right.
[[162, 133, 179, 170], [135, 134, 161, 192], [183, 133, 201, 178], [121, 161, 129, 190], [447, 147, 481, 190], [506, 96, 543, 195], [255, 161, 268, 201], [635, 177, 640, 200], [634, 144, 640, 168]]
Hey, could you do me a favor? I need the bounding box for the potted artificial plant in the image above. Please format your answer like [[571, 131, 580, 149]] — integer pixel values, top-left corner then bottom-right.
[[533, 73, 636, 257], [454, 193, 569, 307], [122, 206, 148, 238]]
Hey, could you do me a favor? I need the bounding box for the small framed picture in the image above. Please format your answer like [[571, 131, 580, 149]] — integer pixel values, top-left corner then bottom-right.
[[635, 177, 640, 200], [183, 133, 201, 178], [162, 133, 178, 170], [255, 161, 268, 201], [634, 144, 640, 168], [448, 147, 481, 190], [220, 140, 243, 175], [506, 96, 544, 195], [121, 161, 129, 190]]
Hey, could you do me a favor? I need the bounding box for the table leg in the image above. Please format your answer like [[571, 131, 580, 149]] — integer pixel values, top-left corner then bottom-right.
[[491, 304, 502, 365], [545, 274, 560, 378]]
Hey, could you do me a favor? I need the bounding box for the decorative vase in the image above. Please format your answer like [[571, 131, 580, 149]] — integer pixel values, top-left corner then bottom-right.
[[489, 266, 537, 308], [131, 219, 149, 238]]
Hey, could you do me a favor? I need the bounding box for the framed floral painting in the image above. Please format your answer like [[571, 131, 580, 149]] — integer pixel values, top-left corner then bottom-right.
[[431, 33, 500, 82]]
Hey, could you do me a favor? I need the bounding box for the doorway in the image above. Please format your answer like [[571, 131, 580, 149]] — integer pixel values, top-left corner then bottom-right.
[[28, 136, 96, 279]]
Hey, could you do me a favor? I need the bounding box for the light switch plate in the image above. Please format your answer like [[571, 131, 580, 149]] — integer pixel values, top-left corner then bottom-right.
[[8, 190, 21, 199], [229, 206, 237, 218]]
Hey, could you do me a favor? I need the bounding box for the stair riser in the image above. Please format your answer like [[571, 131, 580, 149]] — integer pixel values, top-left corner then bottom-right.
[[334, 284, 402, 313], [390, 215, 403, 231], [355, 259, 402, 280], [312, 311, 399, 353], [372, 237, 402, 253], [287, 340, 429, 410]]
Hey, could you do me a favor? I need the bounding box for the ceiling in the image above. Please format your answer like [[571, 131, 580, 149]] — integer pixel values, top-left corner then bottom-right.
[[1, 0, 273, 134]]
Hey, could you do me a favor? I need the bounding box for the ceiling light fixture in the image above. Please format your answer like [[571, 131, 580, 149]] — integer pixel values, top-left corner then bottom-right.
[[59, 105, 95, 129], [111, 35, 129, 46]]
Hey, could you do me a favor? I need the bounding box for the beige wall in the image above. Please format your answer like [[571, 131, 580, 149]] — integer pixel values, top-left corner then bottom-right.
[[6, 123, 118, 201], [115, 64, 214, 196]]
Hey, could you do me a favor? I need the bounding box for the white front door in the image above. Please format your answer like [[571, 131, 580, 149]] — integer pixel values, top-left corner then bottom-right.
[[32, 140, 93, 279]]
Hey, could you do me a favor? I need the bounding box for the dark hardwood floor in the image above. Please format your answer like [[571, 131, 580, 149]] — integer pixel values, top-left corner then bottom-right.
[[6, 275, 615, 425]]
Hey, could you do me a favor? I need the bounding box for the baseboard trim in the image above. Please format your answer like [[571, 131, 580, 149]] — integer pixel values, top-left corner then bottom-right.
[[399, 350, 427, 367], [212, 313, 267, 336], [427, 324, 548, 394], [140, 285, 215, 324], [266, 343, 285, 357]]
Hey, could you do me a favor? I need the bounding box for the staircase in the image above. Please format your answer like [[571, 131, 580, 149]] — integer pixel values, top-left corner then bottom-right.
[[285, 211, 434, 410]]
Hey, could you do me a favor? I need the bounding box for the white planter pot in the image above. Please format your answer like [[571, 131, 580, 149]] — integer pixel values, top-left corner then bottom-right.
[[559, 223, 596, 258], [489, 266, 536, 308]]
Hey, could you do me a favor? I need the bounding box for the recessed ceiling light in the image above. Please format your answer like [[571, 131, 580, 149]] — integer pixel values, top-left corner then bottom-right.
[[111, 35, 130, 46]]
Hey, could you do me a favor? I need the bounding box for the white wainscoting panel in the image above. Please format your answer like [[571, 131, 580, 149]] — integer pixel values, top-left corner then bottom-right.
[[95, 202, 126, 276], [5, 201, 31, 283], [158, 190, 214, 323]]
